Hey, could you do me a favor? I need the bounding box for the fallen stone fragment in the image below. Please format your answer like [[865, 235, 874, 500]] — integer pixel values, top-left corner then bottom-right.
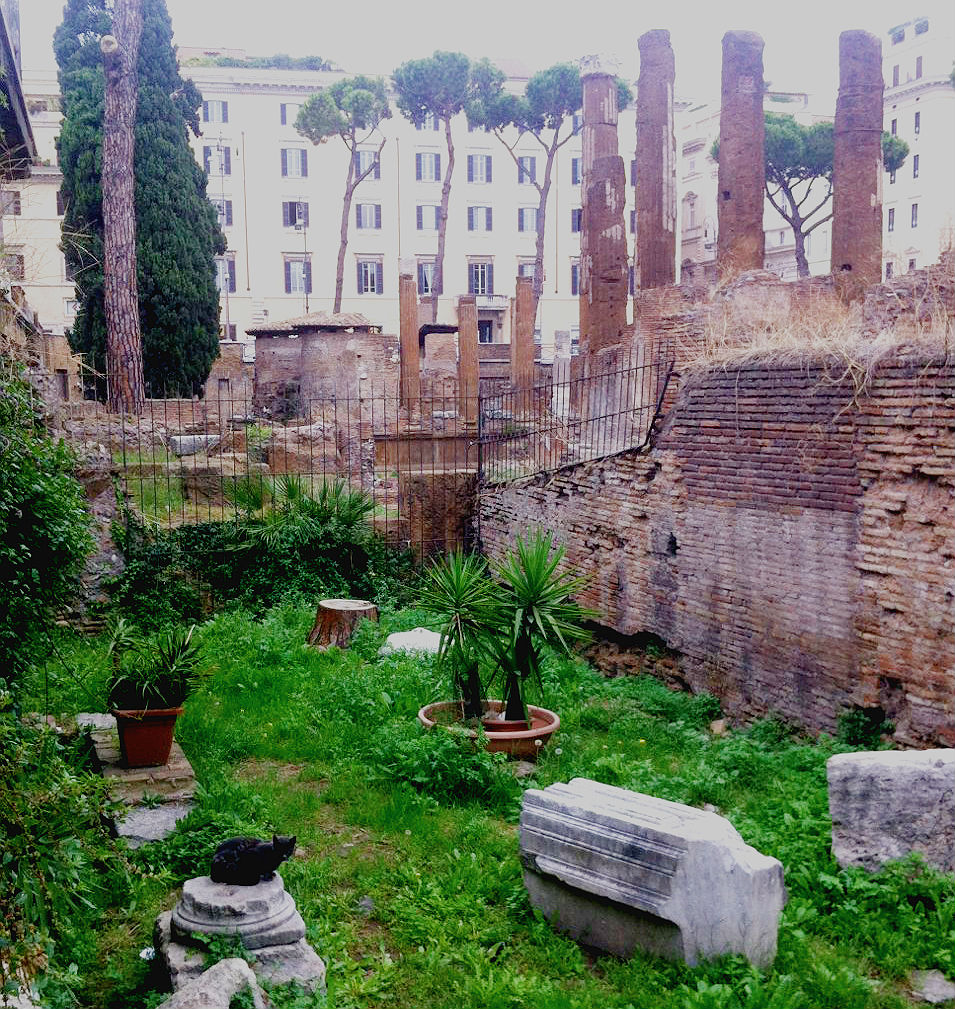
[[827, 750, 955, 872], [379, 627, 442, 655], [154, 957, 268, 1009]]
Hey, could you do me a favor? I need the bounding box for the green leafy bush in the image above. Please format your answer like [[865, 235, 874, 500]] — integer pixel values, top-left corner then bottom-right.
[[0, 367, 93, 691]]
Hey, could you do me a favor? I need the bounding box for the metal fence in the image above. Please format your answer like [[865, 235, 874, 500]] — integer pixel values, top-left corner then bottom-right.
[[54, 344, 672, 554]]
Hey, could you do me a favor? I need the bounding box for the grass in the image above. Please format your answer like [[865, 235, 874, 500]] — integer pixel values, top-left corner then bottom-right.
[[27, 603, 955, 1008]]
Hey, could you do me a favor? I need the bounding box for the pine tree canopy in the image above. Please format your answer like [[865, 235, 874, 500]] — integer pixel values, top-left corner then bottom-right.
[[56, 0, 224, 398]]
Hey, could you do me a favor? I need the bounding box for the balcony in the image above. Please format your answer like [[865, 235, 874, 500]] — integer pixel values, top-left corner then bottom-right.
[[476, 294, 509, 311]]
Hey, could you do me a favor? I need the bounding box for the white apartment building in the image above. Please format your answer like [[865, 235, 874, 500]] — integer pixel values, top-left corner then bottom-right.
[[881, 15, 955, 278], [7, 19, 952, 358]]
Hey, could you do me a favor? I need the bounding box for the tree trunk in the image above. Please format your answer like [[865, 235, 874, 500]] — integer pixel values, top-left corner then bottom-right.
[[102, 0, 145, 414], [335, 150, 357, 314], [432, 117, 456, 324], [307, 598, 378, 650], [533, 139, 559, 310], [793, 218, 810, 279]]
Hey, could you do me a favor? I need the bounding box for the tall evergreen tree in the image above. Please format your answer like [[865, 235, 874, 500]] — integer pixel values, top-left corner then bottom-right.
[[56, 0, 224, 398]]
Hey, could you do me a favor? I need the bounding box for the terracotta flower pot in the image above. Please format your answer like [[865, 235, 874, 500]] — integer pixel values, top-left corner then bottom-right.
[[417, 700, 560, 759], [111, 707, 183, 767]]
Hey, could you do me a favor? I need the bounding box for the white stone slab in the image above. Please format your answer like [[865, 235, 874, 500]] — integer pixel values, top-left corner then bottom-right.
[[827, 749, 955, 872], [520, 778, 786, 967], [379, 627, 442, 655]]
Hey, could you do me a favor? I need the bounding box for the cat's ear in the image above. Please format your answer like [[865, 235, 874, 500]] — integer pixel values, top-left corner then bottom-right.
[[290, 836, 297, 848], [273, 834, 279, 844]]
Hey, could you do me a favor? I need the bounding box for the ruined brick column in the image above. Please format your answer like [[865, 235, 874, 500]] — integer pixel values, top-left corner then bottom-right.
[[579, 55, 629, 356], [511, 275, 536, 415], [635, 30, 676, 288], [831, 30, 884, 301], [716, 31, 765, 280], [456, 295, 479, 427], [398, 271, 420, 420]]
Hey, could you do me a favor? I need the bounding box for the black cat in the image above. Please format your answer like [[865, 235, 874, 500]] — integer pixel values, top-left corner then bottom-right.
[[209, 834, 297, 886]]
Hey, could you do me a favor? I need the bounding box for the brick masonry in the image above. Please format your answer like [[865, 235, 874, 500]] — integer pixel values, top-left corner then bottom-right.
[[479, 350, 954, 746]]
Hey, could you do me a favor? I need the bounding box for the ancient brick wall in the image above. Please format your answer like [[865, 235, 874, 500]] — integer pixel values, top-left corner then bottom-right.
[[479, 350, 954, 746]]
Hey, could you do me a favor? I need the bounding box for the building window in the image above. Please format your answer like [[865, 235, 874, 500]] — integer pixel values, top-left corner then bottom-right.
[[281, 148, 308, 178], [518, 261, 536, 279], [518, 207, 538, 232], [518, 156, 537, 184], [356, 203, 382, 229], [630, 159, 637, 187], [890, 118, 897, 136], [415, 113, 439, 131], [911, 203, 918, 228], [467, 261, 494, 296], [212, 198, 234, 227], [915, 56, 923, 79], [357, 259, 383, 294], [914, 111, 921, 134], [415, 152, 441, 182], [570, 208, 582, 233], [572, 112, 583, 135], [64, 298, 79, 319], [908, 258, 917, 271], [885, 262, 894, 279], [0, 190, 20, 215], [280, 103, 301, 126], [467, 154, 492, 183], [202, 100, 229, 123], [630, 209, 636, 234], [416, 205, 440, 230], [915, 18, 928, 34], [892, 64, 900, 87], [887, 208, 895, 232], [417, 259, 440, 295], [220, 323, 237, 340], [355, 149, 381, 179], [890, 28, 904, 44], [570, 260, 580, 296], [4, 252, 25, 282], [282, 201, 308, 227], [571, 157, 582, 185], [203, 145, 231, 175], [913, 154, 920, 179], [215, 255, 236, 293], [478, 320, 494, 343], [467, 206, 493, 232], [629, 264, 636, 296], [56, 190, 65, 216], [285, 256, 313, 294]]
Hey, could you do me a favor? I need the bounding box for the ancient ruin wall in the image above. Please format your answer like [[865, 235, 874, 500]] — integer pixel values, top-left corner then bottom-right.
[[479, 352, 955, 746]]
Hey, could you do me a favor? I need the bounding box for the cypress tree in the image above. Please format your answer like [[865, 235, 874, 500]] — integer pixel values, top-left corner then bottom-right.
[[56, 0, 224, 398]]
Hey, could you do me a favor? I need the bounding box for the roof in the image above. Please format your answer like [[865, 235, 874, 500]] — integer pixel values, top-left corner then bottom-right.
[[246, 311, 379, 336]]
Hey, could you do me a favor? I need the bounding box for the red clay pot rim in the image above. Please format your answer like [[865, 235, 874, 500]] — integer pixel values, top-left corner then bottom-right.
[[417, 700, 560, 739], [111, 706, 184, 719]]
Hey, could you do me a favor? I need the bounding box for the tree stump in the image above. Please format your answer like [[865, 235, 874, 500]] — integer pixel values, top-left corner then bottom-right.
[[306, 598, 378, 650]]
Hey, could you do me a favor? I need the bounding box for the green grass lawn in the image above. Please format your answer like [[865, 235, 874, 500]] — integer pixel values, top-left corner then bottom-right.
[[31, 604, 955, 1008]]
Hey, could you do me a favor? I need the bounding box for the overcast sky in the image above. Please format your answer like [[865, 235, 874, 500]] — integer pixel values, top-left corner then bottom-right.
[[20, 0, 955, 109]]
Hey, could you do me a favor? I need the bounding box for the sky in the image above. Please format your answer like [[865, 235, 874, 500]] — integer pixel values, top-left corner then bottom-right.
[[20, 0, 955, 109]]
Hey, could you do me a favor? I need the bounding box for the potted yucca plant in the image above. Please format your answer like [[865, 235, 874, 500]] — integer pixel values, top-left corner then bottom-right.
[[417, 531, 591, 757], [106, 621, 203, 767]]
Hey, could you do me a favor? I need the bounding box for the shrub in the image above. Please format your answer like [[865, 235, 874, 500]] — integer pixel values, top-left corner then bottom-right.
[[0, 367, 93, 692]]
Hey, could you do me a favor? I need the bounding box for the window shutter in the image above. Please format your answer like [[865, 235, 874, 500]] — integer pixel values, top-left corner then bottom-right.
[[203, 147, 211, 173], [518, 208, 523, 230], [280, 103, 287, 126], [304, 261, 312, 294], [486, 156, 492, 183], [376, 262, 384, 294], [415, 154, 422, 181], [630, 209, 636, 233], [530, 158, 536, 182], [301, 150, 308, 177], [225, 201, 233, 226], [375, 205, 382, 229], [434, 154, 441, 180], [283, 202, 291, 227], [302, 203, 309, 227], [373, 156, 381, 180], [284, 260, 292, 294], [356, 203, 362, 228], [416, 206, 423, 230], [486, 263, 494, 295], [629, 265, 635, 295], [630, 159, 637, 186], [357, 261, 364, 292], [222, 102, 229, 124], [468, 263, 476, 294], [434, 264, 442, 295], [467, 155, 474, 182], [228, 259, 236, 292], [281, 149, 288, 177], [486, 208, 492, 231], [223, 148, 231, 174], [202, 101, 209, 121], [468, 207, 475, 231]]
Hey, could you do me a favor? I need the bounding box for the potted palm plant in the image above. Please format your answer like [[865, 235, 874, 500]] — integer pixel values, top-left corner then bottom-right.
[[106, 621, 203, 768], [417, 531, 591, 757]]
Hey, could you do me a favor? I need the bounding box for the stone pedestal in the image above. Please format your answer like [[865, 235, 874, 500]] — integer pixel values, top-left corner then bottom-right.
[[156, 874, 325, 992]]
